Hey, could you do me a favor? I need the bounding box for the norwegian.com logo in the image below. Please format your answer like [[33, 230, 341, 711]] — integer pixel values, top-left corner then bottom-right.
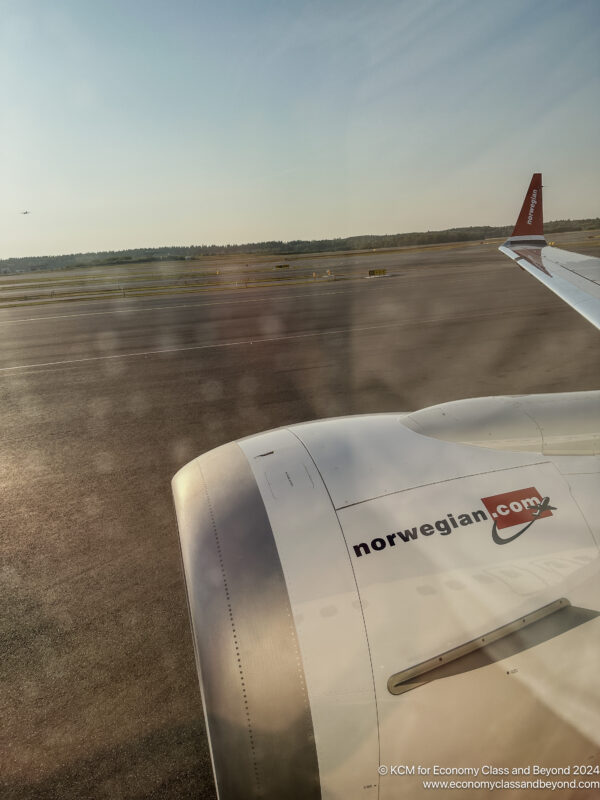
[[351, 486, 557, 559], [481, 487, 556, 545]]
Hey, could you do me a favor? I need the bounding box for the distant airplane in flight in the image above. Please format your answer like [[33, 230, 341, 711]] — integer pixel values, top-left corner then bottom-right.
[[20, 210, 31, 215]]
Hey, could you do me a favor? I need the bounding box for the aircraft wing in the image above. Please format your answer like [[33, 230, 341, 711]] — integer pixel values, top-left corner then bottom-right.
[[499, 173, 600, 329]]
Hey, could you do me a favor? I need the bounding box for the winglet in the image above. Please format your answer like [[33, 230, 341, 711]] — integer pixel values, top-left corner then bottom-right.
[[499, 175, 600, 330], [508, 173, 546, 243]]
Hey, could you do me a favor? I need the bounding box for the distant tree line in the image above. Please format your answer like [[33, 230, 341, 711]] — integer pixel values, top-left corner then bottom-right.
[[1, 218, 598, 274]]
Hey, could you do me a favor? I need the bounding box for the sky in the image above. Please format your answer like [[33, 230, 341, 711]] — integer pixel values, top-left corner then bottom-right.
[[1, 0, 599, 259]]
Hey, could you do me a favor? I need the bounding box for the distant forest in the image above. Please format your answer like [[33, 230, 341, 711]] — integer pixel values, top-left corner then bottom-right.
[[2, 217, 599, 274]]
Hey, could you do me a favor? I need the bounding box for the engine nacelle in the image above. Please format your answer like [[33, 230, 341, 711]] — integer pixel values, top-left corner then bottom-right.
[[172, 393, 600, 799]]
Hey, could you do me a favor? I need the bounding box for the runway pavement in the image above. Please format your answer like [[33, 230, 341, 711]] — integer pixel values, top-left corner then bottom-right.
[[1, 241, 599, 799]]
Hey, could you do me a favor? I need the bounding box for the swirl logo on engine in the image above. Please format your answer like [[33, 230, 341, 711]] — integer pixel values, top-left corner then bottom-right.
[[481, 487, 556, 545]]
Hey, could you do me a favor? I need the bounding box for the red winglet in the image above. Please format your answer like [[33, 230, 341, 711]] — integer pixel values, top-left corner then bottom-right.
[[511, 173, 543, 237]]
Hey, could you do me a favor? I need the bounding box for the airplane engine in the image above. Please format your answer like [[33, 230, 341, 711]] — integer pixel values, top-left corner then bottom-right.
[[172, 392, 600, 799]]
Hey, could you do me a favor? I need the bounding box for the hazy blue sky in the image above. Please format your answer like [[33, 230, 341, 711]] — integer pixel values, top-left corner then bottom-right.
[[1, 0, 599, 258]]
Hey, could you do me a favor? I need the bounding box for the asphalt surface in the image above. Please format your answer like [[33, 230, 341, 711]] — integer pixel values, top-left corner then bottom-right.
[[1, 241, 599, 799]]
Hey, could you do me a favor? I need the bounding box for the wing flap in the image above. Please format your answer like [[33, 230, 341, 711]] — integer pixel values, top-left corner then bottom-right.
[[499, 243, 600, 329]]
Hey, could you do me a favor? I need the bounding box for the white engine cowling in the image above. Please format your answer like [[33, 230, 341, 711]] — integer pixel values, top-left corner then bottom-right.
[[172, 392, 600, 799]]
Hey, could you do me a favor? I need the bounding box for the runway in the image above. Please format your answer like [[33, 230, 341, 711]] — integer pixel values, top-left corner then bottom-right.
[[1, 240, 599, 799]]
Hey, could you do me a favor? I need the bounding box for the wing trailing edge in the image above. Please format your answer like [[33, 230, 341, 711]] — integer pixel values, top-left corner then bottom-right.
[[499, 173, 600, 330]]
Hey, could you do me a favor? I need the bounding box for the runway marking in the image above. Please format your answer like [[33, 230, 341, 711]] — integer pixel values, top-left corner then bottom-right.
[[0, 285, 387, 325], [0, 321, 405, 372], [0, 308, 535, 374]]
